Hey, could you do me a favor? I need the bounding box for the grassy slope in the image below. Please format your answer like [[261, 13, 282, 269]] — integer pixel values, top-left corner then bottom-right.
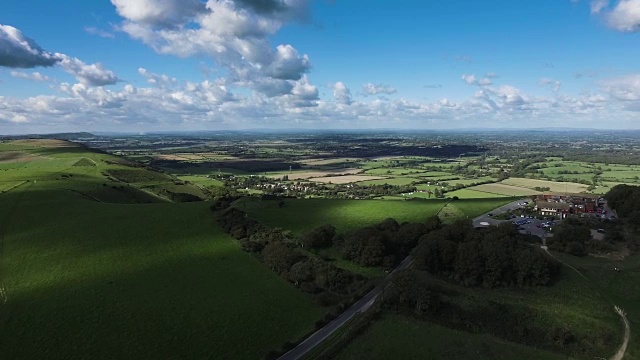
[[551, 250, 640, 359], [239, 198, 449, 234], [0, 141, 322, 359], [336, 315, 569, 360]]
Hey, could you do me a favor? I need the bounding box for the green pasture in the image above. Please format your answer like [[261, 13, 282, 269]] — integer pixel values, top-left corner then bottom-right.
[[0, 141, 322, 359], [336, 315, 569, 360], [238, 198, 449, 234], [445, 188, 508, 199]]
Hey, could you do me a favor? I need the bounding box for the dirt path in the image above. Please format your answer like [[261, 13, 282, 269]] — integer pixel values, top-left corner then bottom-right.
[[611, 306, 630, 360], [543, 247, 630, 360]]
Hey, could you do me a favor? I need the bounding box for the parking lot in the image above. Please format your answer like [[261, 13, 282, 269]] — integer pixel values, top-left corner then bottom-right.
[[473, 199, 557, 241]]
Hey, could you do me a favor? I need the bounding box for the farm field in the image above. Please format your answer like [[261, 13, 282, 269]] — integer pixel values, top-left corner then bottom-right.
[[445, 188, 509, 199], [0, 141, 322, 359], [177, 175, 224, 187], [468, 183, 542, 196], [500, 178, 589, 193], [335, 315, 568, 360], [238, 198, 449, 234], [240, 197, 514, 235], [444, 198, 515, 219]]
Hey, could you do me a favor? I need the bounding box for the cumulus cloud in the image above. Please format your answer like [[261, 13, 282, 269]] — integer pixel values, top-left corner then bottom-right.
[[112, 0, 312, 98], [333, 82, 352, 105], [55, 54, 119, 86], [0, 75, 632, 131], [10, 71, 51, 82], [361, 83, 396, 96], [590, 0, 640, 32], [111, 0, 207, 28], [462, 74, 492, 86], [0, 25, 58, 68], [1, 24, 119, 87]]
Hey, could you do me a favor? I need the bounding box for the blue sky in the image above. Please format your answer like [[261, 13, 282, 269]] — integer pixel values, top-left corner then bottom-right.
[[1, 0, 639, 133]]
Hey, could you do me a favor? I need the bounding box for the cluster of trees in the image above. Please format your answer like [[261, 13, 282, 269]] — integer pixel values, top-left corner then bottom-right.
[[216, 205, 368, 307], [412, 221, 558, 287], [338, 217, 442, 268], [606, 184, 640, 229], [546, 218, 593, 256]]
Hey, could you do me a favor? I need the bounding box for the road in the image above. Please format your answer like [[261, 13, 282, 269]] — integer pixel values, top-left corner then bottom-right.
[[472, 199, 528, 227], [278, 254, 414, 360]]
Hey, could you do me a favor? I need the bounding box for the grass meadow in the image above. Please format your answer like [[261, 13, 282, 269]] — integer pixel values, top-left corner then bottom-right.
[[239, 197, 450, 234], [336, 315, 569, 360], [0, 141, 322, 359]]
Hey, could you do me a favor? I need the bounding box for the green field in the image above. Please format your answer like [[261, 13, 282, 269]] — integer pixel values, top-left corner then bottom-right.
[[239, 198, 449, 234], [240, 197, 514, 235], [336, 315, 569, 360], [178, 175, 224, 187], [550, 251, 640, 359], [358, 177, 421, 186], [445, 188, 508, 199], [0, 141, 322, 359]]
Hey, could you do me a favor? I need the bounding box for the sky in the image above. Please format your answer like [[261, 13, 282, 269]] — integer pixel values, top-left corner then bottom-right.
[[1, 0, 640, 134]]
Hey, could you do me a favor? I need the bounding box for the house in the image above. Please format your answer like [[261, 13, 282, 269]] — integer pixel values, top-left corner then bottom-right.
[[533, 192, 602, 218], [536, 201, 571, 218]]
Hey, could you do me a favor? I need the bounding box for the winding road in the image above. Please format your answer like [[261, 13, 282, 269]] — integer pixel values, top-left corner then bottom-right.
[[279, 200, 631, 360], [279, 203, 521, 360]]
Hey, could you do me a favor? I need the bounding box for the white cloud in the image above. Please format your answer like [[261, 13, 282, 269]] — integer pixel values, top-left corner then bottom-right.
[[0, 25, 58, 68], [590, 0, 640, 32], [55, 54, 119, 86], [111, 0, 207, 28], [333, 82, 352, 105], [606, 0, 640, 31], [361, 83, 396, 96], [10, 71, 51, 82]]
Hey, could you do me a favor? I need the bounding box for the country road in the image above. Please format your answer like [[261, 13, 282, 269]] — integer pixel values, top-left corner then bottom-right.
[[278, 202, 519, 360], [277, 254, 414, 360]]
